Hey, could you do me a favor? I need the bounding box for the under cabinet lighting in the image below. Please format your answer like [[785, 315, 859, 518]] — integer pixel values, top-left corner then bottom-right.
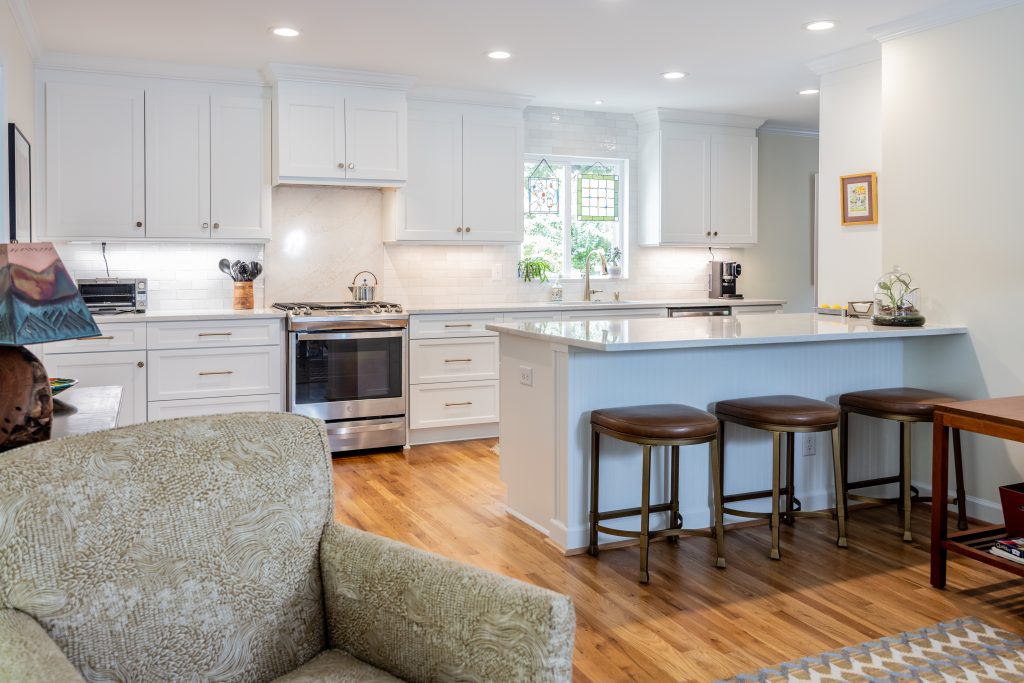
[[271, 27, 301, 37], [803, 20, 836, 31]]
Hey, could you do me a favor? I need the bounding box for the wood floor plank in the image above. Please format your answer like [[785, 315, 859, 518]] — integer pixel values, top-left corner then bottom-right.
[[331, 439, 1024, 681]]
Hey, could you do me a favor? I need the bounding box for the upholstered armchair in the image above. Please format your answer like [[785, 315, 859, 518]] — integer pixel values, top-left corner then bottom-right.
[[0, 413, 575, 682]]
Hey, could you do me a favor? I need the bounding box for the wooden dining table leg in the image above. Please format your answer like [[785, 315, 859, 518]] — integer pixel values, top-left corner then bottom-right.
[[931, 417, 950, 588]]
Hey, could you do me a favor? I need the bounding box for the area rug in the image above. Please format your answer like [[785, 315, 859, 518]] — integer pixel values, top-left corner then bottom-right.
[[719, 617, 1024, 682]]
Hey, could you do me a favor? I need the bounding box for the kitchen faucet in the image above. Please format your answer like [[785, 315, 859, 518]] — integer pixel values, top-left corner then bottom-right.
[[583, 249, 608, 301]]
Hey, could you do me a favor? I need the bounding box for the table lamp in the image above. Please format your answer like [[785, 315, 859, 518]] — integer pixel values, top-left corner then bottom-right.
[[0, 242, 100, 451]]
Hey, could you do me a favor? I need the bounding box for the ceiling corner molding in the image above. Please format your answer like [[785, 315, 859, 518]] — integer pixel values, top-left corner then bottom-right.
[[634, 108, 766, 130], [36, 53, 265, 85], [806, 42, 881, 76], [758, 123, 819, 139], [7, 0, 42, 58], [409, 86, 533, 109], [263, 63, 416, 90], [870, 0, 1024, 42]]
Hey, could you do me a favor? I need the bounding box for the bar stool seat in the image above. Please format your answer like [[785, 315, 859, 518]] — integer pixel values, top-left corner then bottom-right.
[[716, 395, 847, 560], [589, 404, 724, 584], [839, 387, 967, 541]]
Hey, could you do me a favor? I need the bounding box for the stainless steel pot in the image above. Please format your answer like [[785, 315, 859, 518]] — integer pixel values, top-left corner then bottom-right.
[[348, 271, 379, 302]]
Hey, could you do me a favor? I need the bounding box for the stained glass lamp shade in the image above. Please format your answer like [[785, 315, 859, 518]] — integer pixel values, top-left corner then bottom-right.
[[0, 242, 100, 450]]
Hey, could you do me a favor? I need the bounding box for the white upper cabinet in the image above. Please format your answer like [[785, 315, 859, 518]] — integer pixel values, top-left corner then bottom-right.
[[268, 66, 412, 187], [385, 100, 525, 244], [210, 96, 271, 239], [45, 82, 146, 239], [636, 109, 763, 247]]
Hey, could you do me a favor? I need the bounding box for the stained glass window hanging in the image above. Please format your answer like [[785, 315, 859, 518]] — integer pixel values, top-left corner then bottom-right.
[[577, 172, 619, 222], [526, 159, 560, 215]]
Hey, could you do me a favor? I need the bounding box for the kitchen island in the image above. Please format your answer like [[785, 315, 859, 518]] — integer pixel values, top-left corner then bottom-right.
[[486, 313, 968, 553]]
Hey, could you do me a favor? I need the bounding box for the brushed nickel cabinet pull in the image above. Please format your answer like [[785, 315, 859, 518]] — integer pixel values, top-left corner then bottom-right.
[[198, 370, 234, 376], [444, 358, 473, 363], [444, 323, 473, 328], [84, 336, 115, 341], [444, 401, 473, 407], [465, 226, 471, 233], [456, 226, 463, 233], [197, 332, 233, 337], [348, 162, 355, 170], [338, 162, 346, 169], [137, 361, 145, 368], [213, 223, 220, 230], [135, 221, 143, 228], [202, 222, 209, 230]]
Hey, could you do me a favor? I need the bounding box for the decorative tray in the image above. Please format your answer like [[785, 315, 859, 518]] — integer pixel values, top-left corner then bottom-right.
[[49, 378, 79, 396]]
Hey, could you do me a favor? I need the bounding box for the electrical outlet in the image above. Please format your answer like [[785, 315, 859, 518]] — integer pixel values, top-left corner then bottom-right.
[[803, 434, 816, 456], [519, 366, 533, 386], [492, 263, 503, 280]]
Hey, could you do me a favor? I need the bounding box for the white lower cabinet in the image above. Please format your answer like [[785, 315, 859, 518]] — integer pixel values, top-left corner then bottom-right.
[[409, 381, 499, 429], [560, 308, 668, 321], [147, 345, 281, 401], [410, 337, 499, 384], [43, 350, 147, 426], [147, 394, 283, 420]]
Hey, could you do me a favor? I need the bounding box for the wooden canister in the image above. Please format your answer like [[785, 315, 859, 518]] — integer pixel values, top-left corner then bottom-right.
[[233, 281, 254, 310]]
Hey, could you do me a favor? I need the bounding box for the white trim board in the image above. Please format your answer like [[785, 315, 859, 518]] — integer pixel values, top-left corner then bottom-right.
[[806, 42, 881, 76], [870, 0, 1024, 42], [36, 53, 265, 86], [6, 0, 41, 58], [758, 124, 819, 139]]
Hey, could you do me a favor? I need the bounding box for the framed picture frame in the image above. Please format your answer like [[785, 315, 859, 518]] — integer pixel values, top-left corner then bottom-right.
[[840, 172, 877, 226], [8, 123, 32, 243]]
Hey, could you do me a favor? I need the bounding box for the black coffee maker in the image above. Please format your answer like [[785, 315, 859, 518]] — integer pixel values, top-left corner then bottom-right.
[[709, 261, 743, 299]]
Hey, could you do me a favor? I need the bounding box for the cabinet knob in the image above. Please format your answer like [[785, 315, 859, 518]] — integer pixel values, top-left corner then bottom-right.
[[348, 162, 355, 170], [456, 226, 463, 233], [713, 231, 718, 237], [465, 227, 471, 233], [136, 221, 143, 228], [337, 162, 346, 169], [213, 223, 220, 230], [137, 361, 145, 368], [706, 231, 711, 237], [202, 222, 209, 230]]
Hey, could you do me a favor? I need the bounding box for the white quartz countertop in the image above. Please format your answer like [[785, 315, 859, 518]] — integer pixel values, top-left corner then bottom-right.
[[88, 308, 286, 323], [486, 313, 967, 352], [405, 298, 784, 315]]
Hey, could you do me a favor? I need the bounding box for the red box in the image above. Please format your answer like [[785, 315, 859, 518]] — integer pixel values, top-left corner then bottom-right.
[[999, 482, 1024, 537]]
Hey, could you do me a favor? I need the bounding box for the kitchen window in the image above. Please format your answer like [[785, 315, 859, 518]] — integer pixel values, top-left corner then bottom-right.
[[523, 155, 627, 279]]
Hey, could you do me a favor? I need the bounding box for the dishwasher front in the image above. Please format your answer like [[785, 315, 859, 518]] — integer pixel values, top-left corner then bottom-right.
[[667, 306, 732, 318]]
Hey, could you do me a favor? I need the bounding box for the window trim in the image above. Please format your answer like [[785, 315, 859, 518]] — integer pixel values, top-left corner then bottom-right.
[[524, 153, 628, 281]]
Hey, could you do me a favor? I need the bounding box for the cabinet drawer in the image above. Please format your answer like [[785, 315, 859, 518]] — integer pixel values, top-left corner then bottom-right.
[[43, 322, 146, 354], [409, 380, 499, 429], [561, 308, 667, 321], [410, 337, 498, 384], [148, 394, 283, 420], [732, 305, 783, 315], [502, 310, 561, 323], [147, 345, 281, 401], [410, 313, 502, 339], [147, 318, 283, 349]]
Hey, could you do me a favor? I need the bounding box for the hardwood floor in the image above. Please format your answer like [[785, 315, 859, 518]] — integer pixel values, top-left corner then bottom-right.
[[331, 439, 1024, 682]]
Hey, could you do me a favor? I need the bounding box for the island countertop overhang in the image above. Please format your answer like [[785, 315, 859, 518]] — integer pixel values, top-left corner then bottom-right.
[[486, 313, 967, 352]]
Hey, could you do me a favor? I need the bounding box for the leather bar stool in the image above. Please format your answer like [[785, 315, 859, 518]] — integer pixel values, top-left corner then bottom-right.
[[589, 404, 724, 584], [839, 387, 968, 542], [715, 395, 847, 561]]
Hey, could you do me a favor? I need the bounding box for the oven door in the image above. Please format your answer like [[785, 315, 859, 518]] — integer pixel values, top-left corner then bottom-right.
[[289, 329, 407, 421]]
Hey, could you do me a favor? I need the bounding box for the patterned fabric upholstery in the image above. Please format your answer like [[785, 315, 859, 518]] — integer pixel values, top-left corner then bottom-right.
[[0, 412, 577, 682]]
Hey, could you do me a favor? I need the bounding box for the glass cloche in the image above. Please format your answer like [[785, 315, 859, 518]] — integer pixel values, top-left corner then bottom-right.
[[871, 265, 925, 327]]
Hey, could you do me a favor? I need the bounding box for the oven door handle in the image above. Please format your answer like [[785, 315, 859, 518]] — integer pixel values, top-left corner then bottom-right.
[[297, 330, 406, 341], [325, 419, 405, 435]]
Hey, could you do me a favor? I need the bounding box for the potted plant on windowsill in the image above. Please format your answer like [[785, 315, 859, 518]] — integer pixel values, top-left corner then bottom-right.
[[516, 257, 554, 283], [607, 247, 623, 278]]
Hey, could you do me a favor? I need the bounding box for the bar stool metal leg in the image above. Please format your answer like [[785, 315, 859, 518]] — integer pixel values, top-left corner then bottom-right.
[[668, 445, 681, 543], [770, 431, 782, 560], [840, 410, 850, 520], [710, 434, 726, 568], [588, 428, 600, 556], [953, 429, 967, 530], [901, 421, 913, 542], [639, 445, 652, 583], [831, 427, 848, 547], [784, 433, 796, 525]]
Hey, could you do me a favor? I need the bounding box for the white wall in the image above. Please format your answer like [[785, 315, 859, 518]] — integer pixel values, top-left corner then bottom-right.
[[743, 131, 818, 312], [1, 1, 35, 242], [816, 61, 883, 307], [882, 4, 1024, 518]]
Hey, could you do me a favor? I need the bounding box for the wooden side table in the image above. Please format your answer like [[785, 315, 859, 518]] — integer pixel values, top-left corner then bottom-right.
[[51, 386, 123, 439], [931, 396, 1024, 588]]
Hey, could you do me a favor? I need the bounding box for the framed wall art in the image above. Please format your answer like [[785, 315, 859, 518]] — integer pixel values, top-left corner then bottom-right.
[[840, 172, 877, 226], [8, 123, 32, 242]]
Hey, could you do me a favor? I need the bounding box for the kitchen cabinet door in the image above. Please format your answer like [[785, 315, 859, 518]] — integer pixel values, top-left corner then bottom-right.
[[145, 92, 211, 239], [561, 308, 667, 320], [711, 134, 758, 245], [211, 95, 270, 239], [345, 89, 406, 181], [44, 82, 145, 239], [659, 127, 711, 245], [43, 350, 147, 426], [462, 113, 523, 243], [402, 109, 464, 241], [276, 82, 346, 180]]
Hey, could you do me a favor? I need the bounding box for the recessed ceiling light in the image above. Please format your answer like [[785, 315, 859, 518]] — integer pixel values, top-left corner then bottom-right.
[[799, 88, 820, 95], [804, 20, 836, 31], [487, 50, 512, 60], [594, 99, 604, 105], [662, 71, 687, 80], [271, 27, 301, 37]]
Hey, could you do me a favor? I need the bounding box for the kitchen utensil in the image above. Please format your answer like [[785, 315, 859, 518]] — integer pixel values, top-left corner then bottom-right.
[[236, 262, 250, 281], [249, 262, 263, 280], [348, 271, 379, 302], [218, 259, 232, 278]]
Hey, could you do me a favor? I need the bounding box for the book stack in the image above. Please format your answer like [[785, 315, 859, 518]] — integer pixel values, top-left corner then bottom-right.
[[990, 537, 1024, 565]]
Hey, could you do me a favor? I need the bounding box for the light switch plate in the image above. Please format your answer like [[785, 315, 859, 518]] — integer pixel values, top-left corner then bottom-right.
[[519, 366, 533, 386], [492, 263, 503, 280]]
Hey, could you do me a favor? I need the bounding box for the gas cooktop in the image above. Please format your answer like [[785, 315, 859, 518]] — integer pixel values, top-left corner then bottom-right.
[[273, 301, 404, 315], [273, 302, 407, 331]]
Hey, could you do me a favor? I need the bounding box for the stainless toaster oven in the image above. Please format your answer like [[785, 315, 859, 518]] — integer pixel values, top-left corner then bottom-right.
[[77, 278, 148, 314]]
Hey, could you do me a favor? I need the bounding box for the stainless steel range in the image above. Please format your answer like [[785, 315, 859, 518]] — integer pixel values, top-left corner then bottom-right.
[[274, 301, 408, 453]]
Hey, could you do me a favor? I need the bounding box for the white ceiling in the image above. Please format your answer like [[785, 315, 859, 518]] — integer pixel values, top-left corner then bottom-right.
[[26, 0, 949, 127]]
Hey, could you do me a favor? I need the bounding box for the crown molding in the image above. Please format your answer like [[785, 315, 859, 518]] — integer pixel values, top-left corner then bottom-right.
[[35, 53, 265, 85], [806, 42, 881, 76], [263, 63, 415, 90], [634, 108, 766, 130], [758, 123, 819, 139], [409, 86, 532, 110], [870, 0, 1024, 42], [7, 0, 42, 58]]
